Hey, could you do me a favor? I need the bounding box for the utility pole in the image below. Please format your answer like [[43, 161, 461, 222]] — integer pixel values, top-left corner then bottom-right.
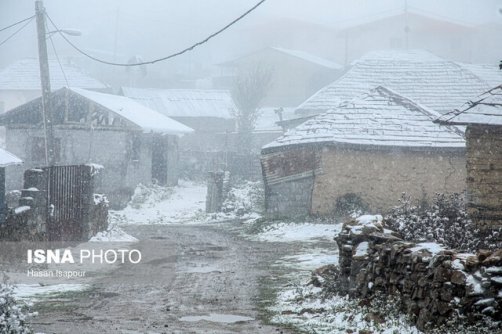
[[35, 0, 55, 166]]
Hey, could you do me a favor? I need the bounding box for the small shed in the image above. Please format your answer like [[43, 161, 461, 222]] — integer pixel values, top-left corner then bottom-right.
[[261, 86, 466, 217], [436, 85, 502, 228], [0, 87, 193, 207]]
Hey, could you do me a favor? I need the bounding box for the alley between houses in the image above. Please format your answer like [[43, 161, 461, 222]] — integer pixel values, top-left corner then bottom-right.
[[29, 222, 305, 334]]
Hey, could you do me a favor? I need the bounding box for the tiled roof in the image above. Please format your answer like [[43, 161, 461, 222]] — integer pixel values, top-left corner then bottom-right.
[[0, 58, 107, 90], [121, 87, 236, 119], [296, 50, 491, 116], [457, 63, 502, 87], [436, 85, 502, 126], [264, 86, 465, 150]]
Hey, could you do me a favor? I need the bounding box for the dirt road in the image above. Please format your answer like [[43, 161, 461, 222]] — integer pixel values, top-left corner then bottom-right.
[[30, 223, 302, 334]]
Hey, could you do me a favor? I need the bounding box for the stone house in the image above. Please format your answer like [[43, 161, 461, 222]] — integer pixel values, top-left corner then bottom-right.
[[0, 87, 193, 207], [436, 85, 502, 229], [295, 49, 499, 118], [261, 86, 466, 217], [0, 58, 108, 112]]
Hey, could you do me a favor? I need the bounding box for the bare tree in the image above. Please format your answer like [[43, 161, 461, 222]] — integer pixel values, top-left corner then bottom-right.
[[231, 64, 272, 154]]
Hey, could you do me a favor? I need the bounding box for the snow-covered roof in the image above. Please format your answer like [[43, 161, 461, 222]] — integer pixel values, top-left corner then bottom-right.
[[0, 148, 22, 167], [296, 50, 493, 116], [457, 63, 502, 88], [264, 86, 465, 151], [71, 88, 193, 135], [271, 47, 342, 70], [253, 107, 296, 133], [0, 58, 107, 91], [436, 85, 502, 126], [121, 87, 235, 119]]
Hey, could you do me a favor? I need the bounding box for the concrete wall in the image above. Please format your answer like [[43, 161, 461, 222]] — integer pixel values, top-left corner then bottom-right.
[[311, 146, 467, 215], [465, 125, 502, 228]]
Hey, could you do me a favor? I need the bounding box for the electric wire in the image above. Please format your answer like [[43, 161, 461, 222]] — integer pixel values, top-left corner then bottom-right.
[[45, 0, 267, 67], [0, 16, 35, 48], [0, 15, 35, 33], [46, 21, 70, 87]]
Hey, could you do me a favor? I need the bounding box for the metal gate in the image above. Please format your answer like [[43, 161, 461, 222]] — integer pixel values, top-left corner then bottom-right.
[[45, 165, 91, 241]]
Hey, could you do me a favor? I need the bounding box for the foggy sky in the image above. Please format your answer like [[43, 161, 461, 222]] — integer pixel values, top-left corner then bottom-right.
[[0, 0, 501, 75]]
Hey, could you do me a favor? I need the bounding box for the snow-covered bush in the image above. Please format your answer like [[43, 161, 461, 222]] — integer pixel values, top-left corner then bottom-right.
[[0, 277, 34, 334], [385, 193, 502, 251], [221, 181, 264, 216], [128, 183, 174, 209]]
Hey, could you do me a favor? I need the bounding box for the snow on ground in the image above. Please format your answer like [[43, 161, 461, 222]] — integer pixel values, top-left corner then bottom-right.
[[276, 250, 339, 271], [89, 224, 138, 242], [271, 282, 422, 334], [112, 180, 207, 225], [249, 221, 342, 243], [13, 283, 89, 301]]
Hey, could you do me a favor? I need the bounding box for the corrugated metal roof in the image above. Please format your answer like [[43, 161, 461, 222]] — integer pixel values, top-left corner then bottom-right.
[[296, 50, 491, 116], [121, 87, 235, 119], [71, 88, 193, 135], [265, 86, 465, 150], [0, 148, 22, 167], [436, 85, 502, 126], [0, 58, 107, 90]]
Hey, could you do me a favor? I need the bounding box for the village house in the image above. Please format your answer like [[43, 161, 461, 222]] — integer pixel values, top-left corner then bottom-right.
[[436, 85, 502, 229], [121, 87, 237, 175], [0, 58, 108, 112], [214, 47, 343, 108], [294, 49, 498, 119], [261, 86, 466, 217], [336, 6, 477, 64], [0, 87, 193, 208]]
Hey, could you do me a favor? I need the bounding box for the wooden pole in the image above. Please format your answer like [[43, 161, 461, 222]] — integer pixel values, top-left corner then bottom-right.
[[35, 0, 56, 166]]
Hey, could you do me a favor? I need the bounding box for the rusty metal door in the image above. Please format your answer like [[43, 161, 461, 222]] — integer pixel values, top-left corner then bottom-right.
[[46, 165, 91, 241]]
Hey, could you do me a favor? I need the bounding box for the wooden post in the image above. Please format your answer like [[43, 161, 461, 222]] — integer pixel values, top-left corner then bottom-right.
[[35, 0, 56, 166]]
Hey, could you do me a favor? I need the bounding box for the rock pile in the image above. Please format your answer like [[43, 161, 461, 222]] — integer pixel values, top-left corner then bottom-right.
[[334, 215, 502, 330]]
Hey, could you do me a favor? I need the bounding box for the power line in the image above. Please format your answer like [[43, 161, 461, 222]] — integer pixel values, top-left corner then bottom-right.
[[46, 21, 70, 87], [0, 15, 35, 34], [45, 0, 267, 67], [0, 16, 35, 48]]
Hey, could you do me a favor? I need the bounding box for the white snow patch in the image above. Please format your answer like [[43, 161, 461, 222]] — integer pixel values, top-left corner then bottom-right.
[[279, 250, 339, 270], [114, 180, 207, 225], [409, 242, 445, 255], [251, 222, 342, 243], [89, 224, 138, 242], [354, 242, 369, 257], [357, 215, 383, 225]]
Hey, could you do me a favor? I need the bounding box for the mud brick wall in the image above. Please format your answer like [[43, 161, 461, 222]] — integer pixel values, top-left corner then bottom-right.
[[465, 125, 502, 229], [335, 217, 502, 330], [312, 147, 466, 215]]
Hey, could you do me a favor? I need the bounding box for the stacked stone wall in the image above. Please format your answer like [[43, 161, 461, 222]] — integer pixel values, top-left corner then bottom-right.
[[334, 217, 502, 330]]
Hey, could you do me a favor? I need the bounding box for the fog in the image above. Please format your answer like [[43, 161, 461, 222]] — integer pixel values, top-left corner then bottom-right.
[[0, 0, 502, 76]]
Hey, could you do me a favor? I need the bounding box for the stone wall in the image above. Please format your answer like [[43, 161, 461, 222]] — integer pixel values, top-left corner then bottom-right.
[[334, 216, 502, 331], [265, 176, 314, 217], [312, 146, 466, 215], [465, 124, 502, 229]]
